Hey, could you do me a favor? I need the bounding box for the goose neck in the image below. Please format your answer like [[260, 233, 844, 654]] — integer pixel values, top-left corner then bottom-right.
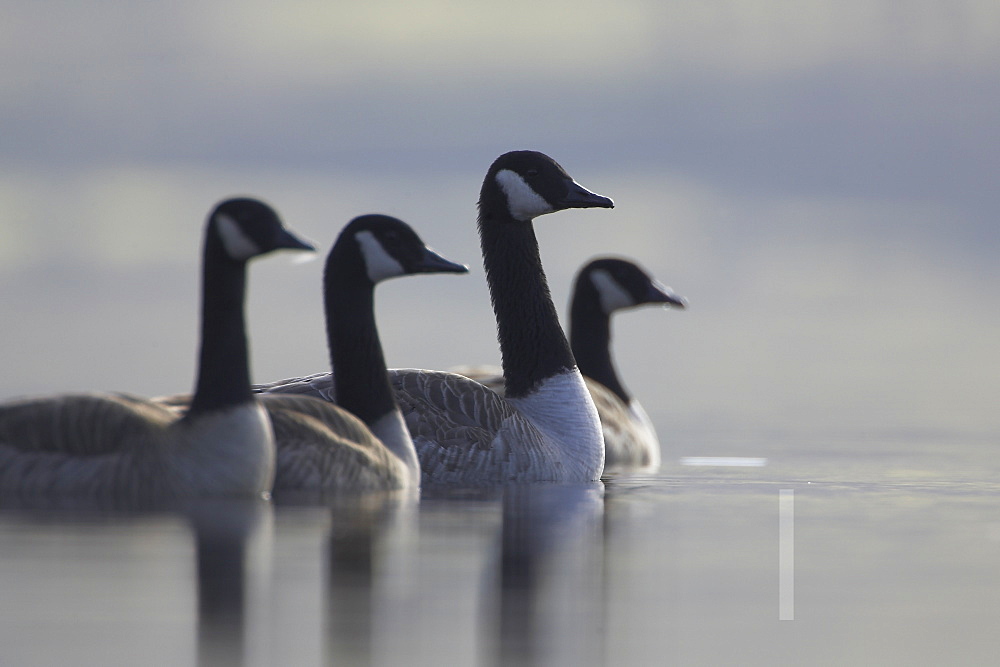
[[570, 287, 630, 404], [323, 263, 398, 429], [187, 231, 253, 416], [477, 210, 576, 398]]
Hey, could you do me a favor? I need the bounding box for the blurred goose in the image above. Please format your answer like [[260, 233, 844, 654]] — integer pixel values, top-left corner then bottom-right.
[[250, 215, 468, 493], [457, 258, 686, 469], [0, 198, 314, 501], [259, 151, 614, 484], [568, 258, 686, 467]]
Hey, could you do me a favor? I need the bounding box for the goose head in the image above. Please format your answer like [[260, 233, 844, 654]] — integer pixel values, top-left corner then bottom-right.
[[210, 198, 316, 261], [331, 214, 470, 284], [582, 258, 687, 315], [482, 150, 614, 222]]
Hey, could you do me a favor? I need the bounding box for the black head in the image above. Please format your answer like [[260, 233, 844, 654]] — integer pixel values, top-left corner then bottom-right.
[[334, 214, 469, 284], [210, 198, 316, 261], [579, 257, 687, 314], [482, 150, 614, 222]]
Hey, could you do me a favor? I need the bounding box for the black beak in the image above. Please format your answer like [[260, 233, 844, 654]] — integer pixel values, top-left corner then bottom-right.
[[558, 180, 614, 210], [647, 281, 687, 309], [415, 246, 470, 275], [274, 227, 317, 253]]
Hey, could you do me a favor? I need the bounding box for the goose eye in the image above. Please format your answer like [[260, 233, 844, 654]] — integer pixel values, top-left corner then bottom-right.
[[524, 168, 539, 178]]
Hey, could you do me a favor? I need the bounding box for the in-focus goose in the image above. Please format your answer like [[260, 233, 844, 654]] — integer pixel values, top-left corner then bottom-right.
[[259, 151, 614, 484], [252, 215, 468, 493], [0, 198, 314, 501], [454, 258, 686, 470]]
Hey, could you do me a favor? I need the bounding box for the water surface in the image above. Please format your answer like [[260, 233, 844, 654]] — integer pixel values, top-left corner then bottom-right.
[[2, 432, 998, 666]]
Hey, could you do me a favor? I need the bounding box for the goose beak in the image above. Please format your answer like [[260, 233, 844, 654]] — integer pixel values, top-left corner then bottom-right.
[[649, 281, 687, 309], [559, 180, 615, 210], [274, 228, 317, 253], [414, 247, 470, 275]]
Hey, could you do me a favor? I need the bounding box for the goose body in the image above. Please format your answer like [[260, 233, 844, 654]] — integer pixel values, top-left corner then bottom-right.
[[172, 215, 469, 493], [454, 258, 686, 469], [0, 199, 314, 501], [261, 394, 412, 493], [258, 151, 614, 484]]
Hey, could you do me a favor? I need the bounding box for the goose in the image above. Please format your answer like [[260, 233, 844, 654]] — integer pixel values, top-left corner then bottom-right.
[[568, 258, 686, 468], [172, 215, 469, 493], [258, 150, 615, 484], [255, 215, 469, 493], [0, 198, 314, 501], [455, 258, 686, 469]]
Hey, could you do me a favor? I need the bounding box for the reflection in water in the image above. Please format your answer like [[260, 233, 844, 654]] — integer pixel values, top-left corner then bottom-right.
[[324, 503, 376, 664], [4, 447, 1000, 665], [490, 483, 606, 667], [295, 483, 608, 666], [189, 499, 272, 667], [320, 493, 415, 666], [0, 495, 273, 667]]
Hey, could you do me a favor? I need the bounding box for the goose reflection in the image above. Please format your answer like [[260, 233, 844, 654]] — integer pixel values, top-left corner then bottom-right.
[[486, 483, 607, 667], [189, 499, 272, 667], [319, 492, 414, 666], [0, 494, 272, 667]]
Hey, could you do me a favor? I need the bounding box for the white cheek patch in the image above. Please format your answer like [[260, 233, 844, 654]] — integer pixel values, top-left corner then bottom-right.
[[215, 214, 261, 261], [495, 169, 554, 221], [590, 269, 636, 313], [355, 230, 405, 282]]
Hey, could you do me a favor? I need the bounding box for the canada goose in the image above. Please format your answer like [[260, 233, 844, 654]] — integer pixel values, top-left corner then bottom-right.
[[258, 151, 614, 484], [570, 258, 686, 467], [253, 215, 468, 493], [456, 258, 686, 469], [0, 198, 314, 501]]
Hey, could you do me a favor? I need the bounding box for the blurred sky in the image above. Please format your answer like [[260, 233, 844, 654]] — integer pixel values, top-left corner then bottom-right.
[[1, 1, 998, 445]]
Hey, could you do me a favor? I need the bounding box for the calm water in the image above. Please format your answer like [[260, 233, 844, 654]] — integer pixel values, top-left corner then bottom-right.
[[2, 431, 999, 666]]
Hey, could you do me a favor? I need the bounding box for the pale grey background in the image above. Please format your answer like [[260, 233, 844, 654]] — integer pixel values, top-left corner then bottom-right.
[[2, 1, 998, 445]]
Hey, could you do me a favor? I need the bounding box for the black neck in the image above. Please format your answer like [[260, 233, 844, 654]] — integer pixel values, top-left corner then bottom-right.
[[478, 195, 576, 398], [324, 249, 397, 427], [187, 229, 254, 416], [570, 280, 630, 404]]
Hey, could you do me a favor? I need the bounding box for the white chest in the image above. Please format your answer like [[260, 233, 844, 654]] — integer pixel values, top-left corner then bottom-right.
[[369, 410, 420, 486], [174, 402, 276, 495], [507, 370, 605, 478]]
